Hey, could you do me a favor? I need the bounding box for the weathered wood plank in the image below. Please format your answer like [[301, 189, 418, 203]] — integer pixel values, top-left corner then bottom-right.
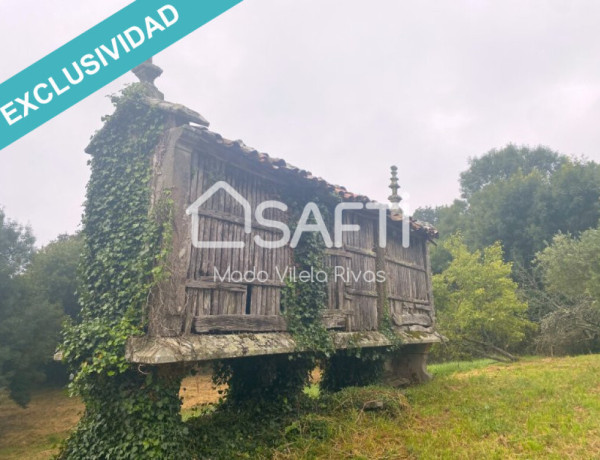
[[192, 207, 280, 233], [375, 243, 387, 330], [192, 310, 352, 333], [192, 276, 286, 288], [384, 257, 427, 273], [424, 241, 436, 310], [193, 314, 287, 333], [320, 310, 353, 330], [387, 294, 431, 307], [324, 249, 352, 259], [343, 245, 376, 258], [346, 288, 378, 298], [186, 280, 246, 293], [391, 312, 432, 327]]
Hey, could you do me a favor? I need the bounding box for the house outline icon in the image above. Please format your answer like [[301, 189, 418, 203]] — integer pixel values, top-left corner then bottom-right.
[[185, 181, 251, 248]]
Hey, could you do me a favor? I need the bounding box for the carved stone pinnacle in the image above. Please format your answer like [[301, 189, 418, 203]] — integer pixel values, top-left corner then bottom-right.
[[132, 58, 163, 85]]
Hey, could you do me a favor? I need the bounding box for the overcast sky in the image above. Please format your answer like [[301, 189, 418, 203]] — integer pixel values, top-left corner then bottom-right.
[[2, 0, 600, 245]]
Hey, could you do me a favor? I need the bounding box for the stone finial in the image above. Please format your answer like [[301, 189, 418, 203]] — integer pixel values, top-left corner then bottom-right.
[[388, 165, 402, 213], [132, 58, 163, 85], [132, 58, 164, 99]]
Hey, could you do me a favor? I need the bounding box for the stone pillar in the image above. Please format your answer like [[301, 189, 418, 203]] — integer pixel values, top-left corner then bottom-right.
[[383, 343, 433, 386]]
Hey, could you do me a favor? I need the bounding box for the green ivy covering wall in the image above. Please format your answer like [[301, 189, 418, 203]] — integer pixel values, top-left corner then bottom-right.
[[59, 84, 191, 459], [281, 196, 335, 356]]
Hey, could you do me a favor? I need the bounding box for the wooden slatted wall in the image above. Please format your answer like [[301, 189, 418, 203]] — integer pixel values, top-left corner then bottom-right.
[[183, 146, 434, 335], [385, 226, 434, 333], [187, 153, 291, 333]]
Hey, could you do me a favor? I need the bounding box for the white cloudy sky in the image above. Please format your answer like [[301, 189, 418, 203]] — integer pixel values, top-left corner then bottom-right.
[[2, 0, 600, 245]]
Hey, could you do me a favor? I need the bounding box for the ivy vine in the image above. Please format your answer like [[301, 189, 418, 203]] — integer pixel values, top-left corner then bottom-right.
[[58, 84, 190, 459], [281, 194, 336, 356]]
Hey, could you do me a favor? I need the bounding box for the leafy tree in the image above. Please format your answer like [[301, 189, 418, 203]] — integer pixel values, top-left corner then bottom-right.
[[462, 171, 549, 268], [546, 161, 600, 237], [413, 200, 468, 273], [25, 233, 83, 319], [463, 158, 600, 268], [416, 145, 600, 356], [0, 208, 35, 276], [0, 209, 63, 406], [23, 234, 83, 386], [532, 229, 600, 355], [414, 200, 468, 237], [418, 146, 600, 271], [537, 229, 600, 300], [459, 144, 566, 199], [432, 235, 534, 361], [0, 208, 35, 401]]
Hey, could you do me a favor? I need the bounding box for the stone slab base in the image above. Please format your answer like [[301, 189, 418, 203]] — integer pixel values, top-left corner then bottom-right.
[[125, 331, 440, 365], [382, 343, 433, 385]]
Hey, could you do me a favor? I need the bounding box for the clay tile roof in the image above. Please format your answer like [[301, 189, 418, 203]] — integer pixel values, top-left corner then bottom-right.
[[152, 99, 438, 238]]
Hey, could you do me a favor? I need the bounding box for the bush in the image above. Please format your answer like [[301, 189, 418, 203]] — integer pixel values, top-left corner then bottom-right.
[[536, 302, 600, 355], [432, 235, 534, 361]]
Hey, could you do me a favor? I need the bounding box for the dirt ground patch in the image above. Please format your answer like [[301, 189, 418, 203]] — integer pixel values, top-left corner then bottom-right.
[[0, 389, 83, 460], [180, 372, 223, 409], [0, 374, 224, 459], [179, 367, 322, 410]]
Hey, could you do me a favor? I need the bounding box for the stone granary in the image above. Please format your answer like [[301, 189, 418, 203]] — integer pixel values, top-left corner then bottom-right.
[[115, 61, 440, 383]]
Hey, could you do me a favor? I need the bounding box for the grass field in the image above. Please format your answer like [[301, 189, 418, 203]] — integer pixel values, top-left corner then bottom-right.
[[1, 355, 599, 459], [275, 356, 600, 459]]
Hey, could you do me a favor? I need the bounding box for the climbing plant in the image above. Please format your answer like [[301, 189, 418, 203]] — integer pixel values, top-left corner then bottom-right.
[[213, 354, 315, 408], [281, 195, 335, 356], [58, 84, 191, 459], [212, 194, 333, 407]]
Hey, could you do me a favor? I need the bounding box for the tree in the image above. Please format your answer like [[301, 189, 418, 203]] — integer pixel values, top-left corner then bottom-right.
[[0, 209, 63, 406], [25, 233, 83, 319], [0, 208, 35, 277], [546, 161, 600, 237], [432, 235, 534, 361], [462, 158, 600, 268], [533, 229, 600, 355], [22, 234, 83, 386], [418, 146, 600, 270], [459, 144, 566, 199], [537, 229, 600, 300], [413, 200, 468, 273], [414, 200, 468, 237], [462, 171, 549, 268]]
